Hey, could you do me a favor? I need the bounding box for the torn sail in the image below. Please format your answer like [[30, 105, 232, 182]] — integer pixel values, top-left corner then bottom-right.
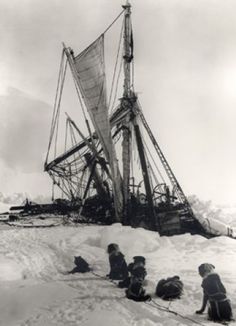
[[73, 35, 123, 219]]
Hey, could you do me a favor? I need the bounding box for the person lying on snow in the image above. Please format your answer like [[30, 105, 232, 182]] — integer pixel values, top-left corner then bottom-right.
[[107, 243, 128, 280], [155, 275, 183, 300], [196, 263, 233, 322], [125, 256, 150, 301], [118, 255, 147, 288]]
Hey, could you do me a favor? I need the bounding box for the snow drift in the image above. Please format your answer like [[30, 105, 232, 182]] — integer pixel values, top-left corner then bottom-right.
[[0, 223, 235, 326]]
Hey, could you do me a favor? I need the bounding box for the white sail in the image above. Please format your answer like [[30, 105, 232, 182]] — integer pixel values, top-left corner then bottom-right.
[[73, 35, 123, 219]]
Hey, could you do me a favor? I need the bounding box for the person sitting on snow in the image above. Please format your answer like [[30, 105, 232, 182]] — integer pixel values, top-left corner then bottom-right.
[[125, 256, 150, 301], [107, 243, 128, 280], [119, 255, 147, 288], [196, 263, 233, 322]]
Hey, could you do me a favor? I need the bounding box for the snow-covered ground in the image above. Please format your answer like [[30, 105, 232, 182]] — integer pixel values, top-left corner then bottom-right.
[[0, 202, 10, 213], [0, 222, 235, 326]]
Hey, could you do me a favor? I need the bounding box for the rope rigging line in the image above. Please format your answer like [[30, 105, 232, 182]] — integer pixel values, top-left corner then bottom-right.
[[48, 51, 65, 147], [128, 17, 134, 92], [108, 18, 124, 112], [69, 64, 98, 153], [88, 38, 108, 129], [131, 50, 135, 91], [140, 129, 160, 188], [130, 126, 134, 181], [75, 8, 125, 61], [64, 118, 69, 154], [62, 44, 92, 143], [49, 57, 64, 147], [46, 50, 66, 163], [101, 9, 125, 37], [53, 59, 68, 159], [110, 55, 123, 114], [135, 99, 192, 208], [137, 111, 165, 184], [60, 177, 72, 199], [69, 125, 81, 175], [51, 177, 55, 201], [71, 70, 88, 123], [68, 9, 125, 139], [145, 156, 156, 191], [141, 128, 165, 184]]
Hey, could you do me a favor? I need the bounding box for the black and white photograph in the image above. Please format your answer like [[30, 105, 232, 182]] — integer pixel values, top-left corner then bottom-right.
[[0, 0, 236, 325]]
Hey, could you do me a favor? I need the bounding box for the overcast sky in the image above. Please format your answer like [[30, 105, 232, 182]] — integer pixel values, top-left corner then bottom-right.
[[1, 0, 236, 205]]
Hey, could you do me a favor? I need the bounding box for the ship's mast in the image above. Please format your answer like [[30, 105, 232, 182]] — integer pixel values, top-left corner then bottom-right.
[[122, 1, 156, 229], [123, 0, 132, 97], [122, 0, 132, 218]]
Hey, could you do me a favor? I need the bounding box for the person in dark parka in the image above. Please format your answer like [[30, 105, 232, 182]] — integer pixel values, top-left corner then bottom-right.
[[107, 243, 128, 280], [196, 263, 233, 322]]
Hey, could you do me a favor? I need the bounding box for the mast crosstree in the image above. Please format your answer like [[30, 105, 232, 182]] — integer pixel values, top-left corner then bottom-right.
[[44, 1, 201, 236]]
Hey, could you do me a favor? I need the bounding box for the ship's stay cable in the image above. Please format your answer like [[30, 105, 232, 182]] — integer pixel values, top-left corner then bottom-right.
[[69, 9, 125, 130], [131, 54, 135, 90], [141, 129, 165, 184], [54, 59, 68, 159], [47, 51, 65, 154], [143, 140, 161, 186], [101, 9, 125, 37], [51, 177, 55, 201], [111, 56, 123, 114], [69, 123, 76, 172], [46, 50, 66, 164], [75, 9, 125, 64], [63, 43, 91, 137], [64, 118, 69, 154], [136, 99, 192, 207], [91, 37, 108, 132], [48, 10, 125, 163], [63, 119, 70, 184], [130, 19, 135, 91], [141, 137, 155, 191], [71, 71, 88, 124], [130, 127, 134, 183], [108, 18, 124, 112], [70, 65, 97, 153], [69, 125, 80, 175]]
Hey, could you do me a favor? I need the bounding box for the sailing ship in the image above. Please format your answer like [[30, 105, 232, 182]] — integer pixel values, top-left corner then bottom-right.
[[43, 1, 205, 236]]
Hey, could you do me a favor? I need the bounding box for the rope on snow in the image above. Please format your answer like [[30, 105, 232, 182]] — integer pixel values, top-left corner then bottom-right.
[[89, 271, 207, 326], [146, 298, 207, 326]]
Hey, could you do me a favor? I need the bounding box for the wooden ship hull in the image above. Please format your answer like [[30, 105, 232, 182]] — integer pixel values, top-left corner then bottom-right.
[[9, 1, 212, 237]]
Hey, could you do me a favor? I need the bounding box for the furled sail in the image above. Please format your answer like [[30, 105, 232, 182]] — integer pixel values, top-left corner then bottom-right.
[[73, 35, 123, 219]]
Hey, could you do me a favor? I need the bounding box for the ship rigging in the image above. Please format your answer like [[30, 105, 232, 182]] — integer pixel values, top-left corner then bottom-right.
[[44, 1, 204, 236]]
